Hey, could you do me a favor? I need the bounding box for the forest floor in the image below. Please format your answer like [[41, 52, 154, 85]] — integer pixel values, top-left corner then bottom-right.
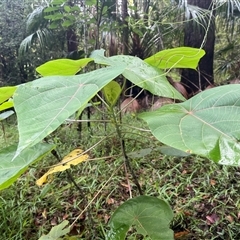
[[0, 114, 240, 240]]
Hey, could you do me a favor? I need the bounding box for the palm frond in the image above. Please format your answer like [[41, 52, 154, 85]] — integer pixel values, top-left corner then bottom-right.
[[36, 28, 53, 51], [18, 33, 35, 58], [215, 0, 240, 17], [19, 28, 54, 58], [26, 6, 48, 34]]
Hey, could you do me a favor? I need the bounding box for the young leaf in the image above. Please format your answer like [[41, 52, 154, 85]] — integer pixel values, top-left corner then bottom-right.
[[36, 149, 89, 186], [44, 6, 59, 13], [64, 5, 71, 12], [0, 100, 14, 112], [38, 220, 70, 240], [36, 58, 93, 76], [107, 196, 174, 240], [49, 21, 59, 29], [62, 20, 74, 27], [13, 65, 126, 159], [0, 143, 54, 190], [103, 81, 121, 107], [144, 47, 205, 69], [0, 86, 17, 104], [140, 85, 240, 165]]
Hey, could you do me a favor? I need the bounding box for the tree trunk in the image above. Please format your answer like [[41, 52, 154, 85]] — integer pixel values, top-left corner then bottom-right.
[[181, 0, 215, 96], [121, 0, 129, 55], [67, 28, 78, 53], [66, 1, 78, 54]]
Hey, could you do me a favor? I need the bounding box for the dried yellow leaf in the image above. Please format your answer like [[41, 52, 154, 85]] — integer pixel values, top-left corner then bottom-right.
[[36, 149, 88, 186]]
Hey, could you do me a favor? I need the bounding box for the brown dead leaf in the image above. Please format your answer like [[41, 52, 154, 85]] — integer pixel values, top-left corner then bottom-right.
[[206, 213, 219, 225], [107, 198, 115, 205], [226, 215, 234, 223], [104, 214, 110, 224], [51, 217, 57, 226], [174, 230, 190, 239], [210, 179, 216, 186], [183, 211, 192, 216]]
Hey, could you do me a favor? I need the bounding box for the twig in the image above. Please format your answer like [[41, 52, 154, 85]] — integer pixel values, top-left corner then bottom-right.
[[70, 164, 123, 229], [110, 110, 143, 195]]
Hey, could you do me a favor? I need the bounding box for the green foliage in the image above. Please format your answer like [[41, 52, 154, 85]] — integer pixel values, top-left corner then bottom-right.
[[140, 85, 240, 165], [0, 101, 14, 112], [0, 86, 16, 119], [36, 58, 93, 76], [107, 196, 174, 240], [14, 46, 203, 161], [13, 65, 126, 159], [14, 47, 203, 160], [0, 86, 17, 103], [0, 86, 16, 115], [0, 0, 28, 85], [144, 47, 205, 69], [91, 49, 185, 101], [18, 1, 67, 72], [2, 45, 238, 239], [103, 81, 122, 107], [43, 0, 80, 29], [0, 143, 54, 190]]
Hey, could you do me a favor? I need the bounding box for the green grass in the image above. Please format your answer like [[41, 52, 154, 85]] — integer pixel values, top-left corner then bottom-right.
[[0, 113, 240, 239]]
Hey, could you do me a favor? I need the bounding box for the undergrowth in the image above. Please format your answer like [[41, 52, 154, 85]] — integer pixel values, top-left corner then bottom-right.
[[0, 114, 240, 240]]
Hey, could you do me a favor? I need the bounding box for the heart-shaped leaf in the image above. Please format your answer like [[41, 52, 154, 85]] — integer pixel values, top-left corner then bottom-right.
[[13, 65, 125, 159], [107, 196, 174, 240], [144, 47, 205, 69], [103, 81, 121, 107], [140, 85, 240, 165]]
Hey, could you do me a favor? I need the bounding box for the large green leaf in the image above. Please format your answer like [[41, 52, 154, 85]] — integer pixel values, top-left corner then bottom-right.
[[107, 196, 174, 240], [144, 47, 205, 69], [91, 50, 185, 101], [0, 86, 17, 103], [140, 85, 240, 165], [13, 65, 125, 159], [0, 143, 54, 190], [36, 58, 93, 76]]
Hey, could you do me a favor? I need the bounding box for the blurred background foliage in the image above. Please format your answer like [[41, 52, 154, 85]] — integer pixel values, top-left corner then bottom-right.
[[1, 0, 240, 86]]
